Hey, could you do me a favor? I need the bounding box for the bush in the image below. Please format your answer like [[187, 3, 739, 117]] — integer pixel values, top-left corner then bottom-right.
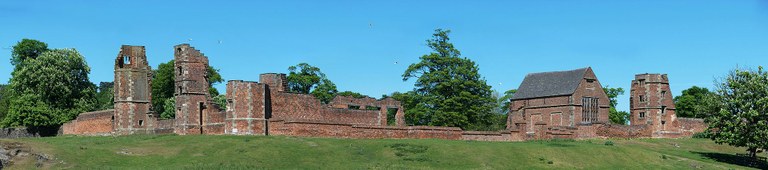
[[604, 141, 615, 146], [692, 132, 711, 139]]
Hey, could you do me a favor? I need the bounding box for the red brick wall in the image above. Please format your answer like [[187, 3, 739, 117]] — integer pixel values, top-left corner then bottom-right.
[[62, 110, 114, 135], [268, 120, 462, 140]]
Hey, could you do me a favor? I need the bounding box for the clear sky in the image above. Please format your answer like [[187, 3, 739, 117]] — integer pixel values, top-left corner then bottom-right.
[[1, 1, 767, 112]]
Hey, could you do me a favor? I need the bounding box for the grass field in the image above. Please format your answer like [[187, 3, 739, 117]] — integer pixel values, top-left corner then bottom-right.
[[2, 135, 766, 169]]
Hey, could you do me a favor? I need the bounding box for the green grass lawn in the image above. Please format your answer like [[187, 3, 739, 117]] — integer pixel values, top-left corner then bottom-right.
[[2, 135, 766, 169]]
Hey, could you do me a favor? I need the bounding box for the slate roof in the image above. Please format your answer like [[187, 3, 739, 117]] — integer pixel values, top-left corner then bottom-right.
[[510, 67, 589, 100]]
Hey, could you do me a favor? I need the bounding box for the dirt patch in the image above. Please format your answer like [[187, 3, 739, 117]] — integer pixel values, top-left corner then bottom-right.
[[0, 141, 57, 169]]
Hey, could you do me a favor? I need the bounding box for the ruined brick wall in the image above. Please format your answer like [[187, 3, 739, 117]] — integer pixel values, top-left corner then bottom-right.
[[225, 80, 268, 135], [61, 110, 114, 135], [268, 120, 462, 140], [596, 124, 652, 138], [259, 73, 288, 92], [629, 74, 676, 133], [174, 44, 225, 135], [461, 131, 516, 141], [674, 118, 707, 136], [113, 45, 157, 135]]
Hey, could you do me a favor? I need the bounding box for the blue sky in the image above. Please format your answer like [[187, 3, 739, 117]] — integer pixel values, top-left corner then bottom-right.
[[1, 1, 767, 112]]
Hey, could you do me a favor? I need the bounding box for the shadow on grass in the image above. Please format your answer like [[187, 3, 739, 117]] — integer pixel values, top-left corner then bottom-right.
[[692, 151, 767, 169]]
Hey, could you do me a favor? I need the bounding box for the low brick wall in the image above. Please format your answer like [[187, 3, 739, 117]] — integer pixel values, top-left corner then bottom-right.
[[675, 118, 707, 136], [268, 120, 462, 140], [461, 131, 515, 141], [61, 109, 114, 136], [596, 124, 652, 138]]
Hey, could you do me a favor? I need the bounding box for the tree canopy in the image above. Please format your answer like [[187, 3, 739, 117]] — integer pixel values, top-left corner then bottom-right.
[[11, 39, 48, 66], [151, 60, 223, 119], [400, 29, 497, 130], [706, 67, 768, 158], [674, 86, 716, 118], [3, 47, 96, 127], [604, 86, 629, 125], [286, 63, 338, 104]]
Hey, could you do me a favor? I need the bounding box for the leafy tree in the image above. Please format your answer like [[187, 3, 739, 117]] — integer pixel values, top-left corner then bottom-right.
[[213, 95, 227, 108], [498, 89, 517, 114], [707, 67, 768, 158], [337, 91, 369, 99], [310, 79, 338, 104], [3, 48, 96, 127], [151, 60, 175, 115], [286, 63, 338, 104], [11, 39, 48, 66], [160, 97, 175, 119], [604, 86, 629, 125], [401, 29, 496, 130], [94, 82, 114, 110], [151, 60, 223, 117], [674, 86, 716, 118], [0, 84, 9, 121], [287, 63, 324, 94]]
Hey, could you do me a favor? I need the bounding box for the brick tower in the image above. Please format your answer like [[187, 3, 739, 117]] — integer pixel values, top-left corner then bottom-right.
[[174, 44, 211, 135], [629, 74, 677, 133], [113, 45, 155, 134]]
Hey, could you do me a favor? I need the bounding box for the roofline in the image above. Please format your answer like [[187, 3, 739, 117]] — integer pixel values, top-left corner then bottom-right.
[[510, 94, 572, 101]]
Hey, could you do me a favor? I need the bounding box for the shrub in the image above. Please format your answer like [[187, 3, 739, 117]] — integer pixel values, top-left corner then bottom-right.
[[692, 132, 711, 139], [604, 141, 615, 146]]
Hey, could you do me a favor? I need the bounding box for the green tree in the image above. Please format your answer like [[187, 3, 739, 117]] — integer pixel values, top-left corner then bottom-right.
[[11, 39, 48, 66], [94, 82, 114, 110], [604, 86, 629, 125], [151, 60, 223, 117], [401, 29, 496, 130], [3, 48, 96, 127], [498, 89, 517, 114], [707, 67, 768, 158], [336, 91, 369, 99], [286, 63, 338, 104], [310, 79, 338, 104], [287, 63, 325, 94], [0, 84, 9, 121], [160, 97, 175, 119], [674, 86, 716, 118]]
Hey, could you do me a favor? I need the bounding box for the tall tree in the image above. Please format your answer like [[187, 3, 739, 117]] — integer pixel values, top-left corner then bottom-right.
[[604, 86, 629, 125], [707, 67, 768, 158], [287, 63, 325, 94], [3, 48, 96, 127], [674, 86, 716, 118], [286, 63, 338, 104], [11, 39, 48, 66], [151, 60, 224, 119], [94, 82, 114, 110], [498, 89, 517, 114], [0, 84, 9, 121], [401, 29, 496, 130]]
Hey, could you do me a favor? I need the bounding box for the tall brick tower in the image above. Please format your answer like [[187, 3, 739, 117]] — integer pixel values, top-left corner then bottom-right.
[[629, 74, 677, 134], [174, 44, 211, 135], [113, 45, 155, 134]]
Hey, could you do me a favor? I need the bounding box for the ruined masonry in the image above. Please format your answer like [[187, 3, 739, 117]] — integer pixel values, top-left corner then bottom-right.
[[61, 44, 706, 141]]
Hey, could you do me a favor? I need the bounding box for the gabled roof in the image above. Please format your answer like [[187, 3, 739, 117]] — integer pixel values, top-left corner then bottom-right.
[[511, 67, 590, 100]]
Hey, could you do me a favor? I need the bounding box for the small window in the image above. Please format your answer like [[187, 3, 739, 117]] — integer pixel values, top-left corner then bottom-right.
[[661, 121, 666, 125], [178, 66, 183, 76], [348, 105, 360, 110], [123, 55, 131, 64], [639, 95, 646, 102], [639, 79, 646, 85], [178, 86, 183, 94], [661, 90, 667, 97], [639, 112, 646, 118], [138, 120, 144, 126]]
